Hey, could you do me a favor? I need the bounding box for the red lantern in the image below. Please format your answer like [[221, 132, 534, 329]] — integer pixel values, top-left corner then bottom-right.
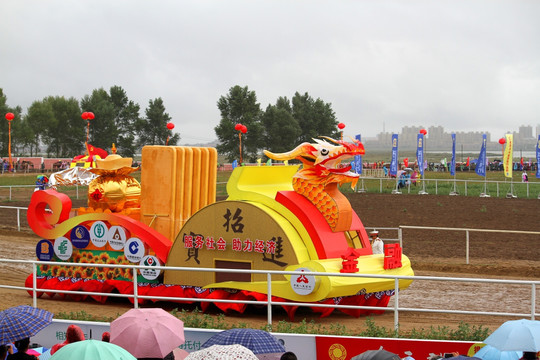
[[420, 129, 427, 135], [81, 112, 88, 120], [498, 138, 506, 145], [87, 112, 95, 120], [234, 123, 242, 131], [338, 122, 345, 130], [241, 125, 247, 134], [5, 113, 14, 121], [167, 123, 175, 130]]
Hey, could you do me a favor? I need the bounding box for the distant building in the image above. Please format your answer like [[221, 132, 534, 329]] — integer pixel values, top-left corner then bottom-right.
[[363, 124, 538, 152]]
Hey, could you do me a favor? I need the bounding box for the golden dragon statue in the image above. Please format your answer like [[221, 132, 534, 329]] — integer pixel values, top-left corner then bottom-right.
[[264, 136, 365, 232]]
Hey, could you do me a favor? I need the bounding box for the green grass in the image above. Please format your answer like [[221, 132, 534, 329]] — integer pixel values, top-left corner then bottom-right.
[[1, 168, 538, 201], [54, 309, 491, 341]]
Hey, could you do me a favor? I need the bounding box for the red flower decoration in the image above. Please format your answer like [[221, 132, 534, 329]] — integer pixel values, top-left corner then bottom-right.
[[90, 189, 103, 201]]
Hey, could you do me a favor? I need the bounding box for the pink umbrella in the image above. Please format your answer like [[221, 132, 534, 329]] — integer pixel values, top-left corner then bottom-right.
[[110, 308, 185, 358], [173, 348, 189, 360]]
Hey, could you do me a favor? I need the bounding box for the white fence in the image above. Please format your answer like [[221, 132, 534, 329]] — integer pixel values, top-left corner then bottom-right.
[[355, 176, 540, 198], [0, 185, 84, 201], [0, 258, 538, 332]]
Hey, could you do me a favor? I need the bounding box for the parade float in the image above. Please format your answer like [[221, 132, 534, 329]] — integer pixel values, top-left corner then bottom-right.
[[26, 137, 414, 319]]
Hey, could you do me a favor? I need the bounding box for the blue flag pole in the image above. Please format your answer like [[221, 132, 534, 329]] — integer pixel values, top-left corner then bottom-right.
[[475, 134, 490, 197], [389, 134, 401, 194], [536, 135, 540, 179], [450, 133, 458, 195], [417, 134, 428, 195], [354, 134, 366, 193]]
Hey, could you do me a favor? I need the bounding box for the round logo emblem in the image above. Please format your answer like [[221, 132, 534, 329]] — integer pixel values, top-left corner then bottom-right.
[[290, 267, 317, 295], [139, 255, 161, 281], [328, 343, 347, 360], [70, 225, 90, 249], [125, 237, 145, 263], [53, 237, 73, 261], [36, 239, 54, 261], [90, 221, 108, 248], [108, 226, 127, 250]]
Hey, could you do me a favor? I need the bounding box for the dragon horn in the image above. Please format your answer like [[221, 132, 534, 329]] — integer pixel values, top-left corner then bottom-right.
[[263, 143, 313, 161], [319, 136, 340, 144]]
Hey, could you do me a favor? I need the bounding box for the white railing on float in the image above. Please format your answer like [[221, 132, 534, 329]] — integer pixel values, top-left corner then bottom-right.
[[0, 258, 538, 332]]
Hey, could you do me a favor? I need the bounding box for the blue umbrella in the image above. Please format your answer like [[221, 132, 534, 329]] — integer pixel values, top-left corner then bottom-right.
[[474, 344, 522, 360], [0, 305, 53, 344], [484, 319, 540, 351], [202, 328, 285, 355], [39, 348, 53, 360]]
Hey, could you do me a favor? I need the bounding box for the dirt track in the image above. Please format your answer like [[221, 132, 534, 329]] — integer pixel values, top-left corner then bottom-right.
[[0, 193, 538, 334]]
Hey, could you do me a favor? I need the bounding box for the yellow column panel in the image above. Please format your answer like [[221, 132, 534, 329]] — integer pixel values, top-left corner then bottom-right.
[[141, 145, 218, 242], [140, 146, 177, 242]]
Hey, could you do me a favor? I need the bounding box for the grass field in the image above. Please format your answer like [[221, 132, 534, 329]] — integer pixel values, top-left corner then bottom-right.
[[0, 165, 538, 202]]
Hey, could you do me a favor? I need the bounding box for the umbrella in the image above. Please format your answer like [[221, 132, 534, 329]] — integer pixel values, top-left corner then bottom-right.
[[185, 344, 258, 360], [475, 344, 522, 360], [173, 347, 189, 360], [28, 347, 48, 357], [39, 348, 53, 360], [484, 319, 540, 351], [49, 339, 136, 360], [351, 349, 402, 360], [446, 356, 481, 360], [202, 328, 285, 355], [110, 308, 185, 358], [0, 305, 53, 344]]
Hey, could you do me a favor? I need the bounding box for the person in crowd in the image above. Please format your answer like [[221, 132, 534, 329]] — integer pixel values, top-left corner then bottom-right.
[[0, 344, 14, 360], [137, 352, 174, 360], [369, 230, 384, 254], [522, 170, 529, 182], [101, 332, 110, 342], [521, 352, 539, 360], [280, 352, 298, 360], [50, 324, 85, 355], [6, 338, 37, 360]]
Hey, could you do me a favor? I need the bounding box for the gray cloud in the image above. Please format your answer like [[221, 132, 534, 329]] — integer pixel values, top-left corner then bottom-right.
[[2, 0, 539, 146]]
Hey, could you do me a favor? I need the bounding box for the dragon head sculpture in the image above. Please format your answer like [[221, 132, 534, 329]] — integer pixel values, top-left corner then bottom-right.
[[263, 136, 365, 188], [264, 137, 365, 232]]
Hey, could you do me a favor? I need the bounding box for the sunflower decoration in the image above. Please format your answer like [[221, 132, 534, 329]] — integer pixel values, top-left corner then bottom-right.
[[87, 152, 141, 213], [85, 267, 95, 278], [73, 269, 84, 279], [51, 266, 60, 277], [98, 253, 109, 263]]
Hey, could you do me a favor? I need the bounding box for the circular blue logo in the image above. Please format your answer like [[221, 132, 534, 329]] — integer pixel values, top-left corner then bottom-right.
[[70, 225, 90, 249], [36, 239, 54, 261]]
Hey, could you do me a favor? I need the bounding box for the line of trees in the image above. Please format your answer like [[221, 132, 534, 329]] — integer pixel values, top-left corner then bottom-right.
[[0, 86, 179, 158], [1, 84, 341, 162], [215, 85, 341, 162]]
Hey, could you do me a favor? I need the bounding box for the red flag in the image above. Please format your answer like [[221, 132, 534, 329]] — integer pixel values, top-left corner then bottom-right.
[[86, 143, 108, 159], [404, 158, 409, 167], [466, 157, 470, 167], [520, 157, 524, 166]]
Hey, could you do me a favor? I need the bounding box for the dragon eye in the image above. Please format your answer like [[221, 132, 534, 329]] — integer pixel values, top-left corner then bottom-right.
[[320, 149, 329, 156]]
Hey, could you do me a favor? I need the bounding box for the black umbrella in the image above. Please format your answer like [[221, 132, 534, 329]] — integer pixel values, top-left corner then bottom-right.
[[352, 349, 401, 360]]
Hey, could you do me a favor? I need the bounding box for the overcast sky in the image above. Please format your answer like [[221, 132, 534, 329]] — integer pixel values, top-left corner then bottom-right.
[[2, 0, 539, 145]]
